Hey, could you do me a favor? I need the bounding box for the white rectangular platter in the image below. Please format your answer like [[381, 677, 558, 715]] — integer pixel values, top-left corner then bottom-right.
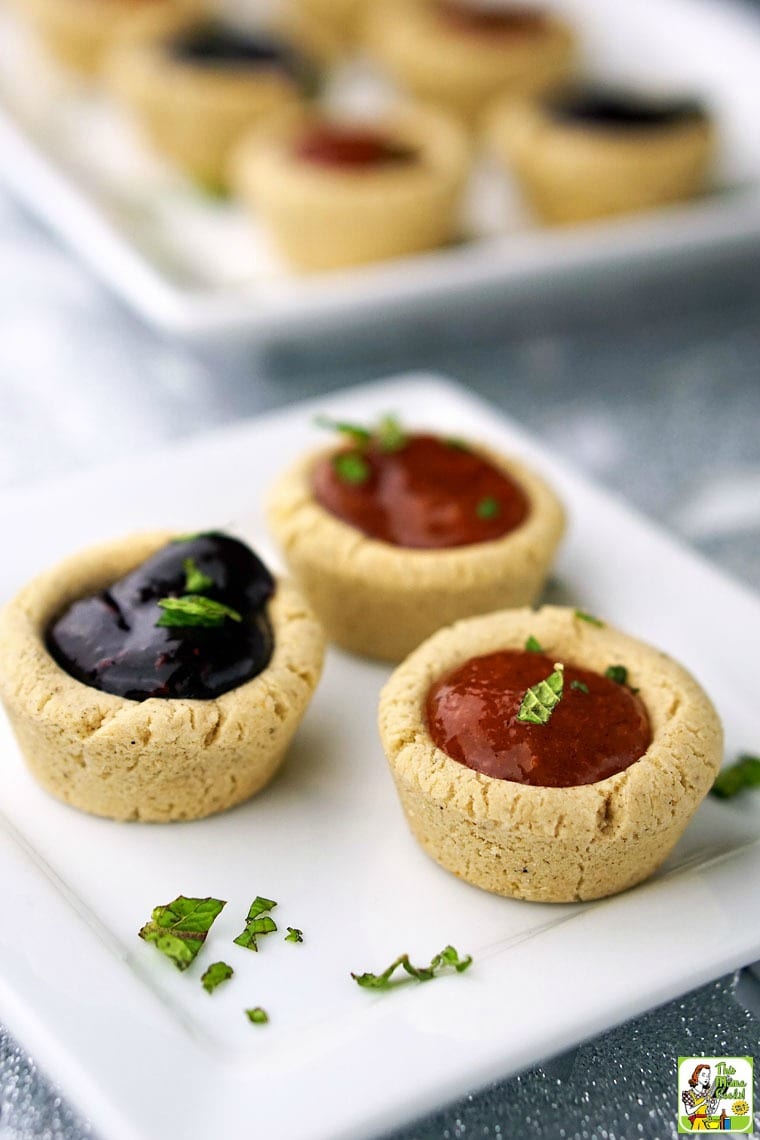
[[1, 374, 760, 1140], [1, 0, 760, 338]]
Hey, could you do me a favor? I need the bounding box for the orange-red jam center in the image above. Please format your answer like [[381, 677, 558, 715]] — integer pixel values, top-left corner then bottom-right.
[[426, 649, 652, 786], [311, 433, 529, 549], [293, 125, 415, 168], [435, 1, 548, 35]]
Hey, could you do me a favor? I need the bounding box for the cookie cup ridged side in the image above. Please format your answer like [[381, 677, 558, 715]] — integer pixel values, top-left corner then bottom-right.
[[364, 1, 575, 122], [105, 11, 305, 187], [0, 532, 325, 822], [266, 444, 565, 661], [485, 98, 715, 223], [231, 105, 469, 270], [378, 605, 723, 901]]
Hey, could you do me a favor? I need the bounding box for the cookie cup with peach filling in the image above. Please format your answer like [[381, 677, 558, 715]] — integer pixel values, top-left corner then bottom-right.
[[230, 105, 469, 270], [0, 531, 325, 822], [378, 605, 723, 901], [266, 442, 564, 661]]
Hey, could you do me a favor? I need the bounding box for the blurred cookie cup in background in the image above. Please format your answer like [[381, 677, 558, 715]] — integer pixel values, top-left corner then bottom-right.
[[105, 11, 320, 190], [13, 0, 201, 77], [231, 104, 470, 270], [363, 0, 576, 123], [485, 85, 715, 223]]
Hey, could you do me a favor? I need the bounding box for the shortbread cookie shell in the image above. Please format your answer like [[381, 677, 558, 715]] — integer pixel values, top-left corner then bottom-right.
[[379, 606, 723, 901], [106, 11, 305, 187], [266, 445, 565, 661], [231, 105, 469, 270], [0, 532, 325, 822], [16, 0, 198, 76], [289, 0, 369, 46], [364, 1, 575, 121], [486, 98, 715, 223]]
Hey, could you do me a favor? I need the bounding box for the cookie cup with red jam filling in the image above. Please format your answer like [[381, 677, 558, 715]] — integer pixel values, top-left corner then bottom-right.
[[0, 531, 325, 822], [230, 106, 469, 270], [105, 13, 316, 189], [266, 435, 564, 661], [485, 86, 715, 224], [363, 0, 575, 123], [378, 605, 723, 901]]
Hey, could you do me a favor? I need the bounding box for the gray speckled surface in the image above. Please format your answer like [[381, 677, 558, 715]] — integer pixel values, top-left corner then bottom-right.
[[1, 188, 760, 1140]]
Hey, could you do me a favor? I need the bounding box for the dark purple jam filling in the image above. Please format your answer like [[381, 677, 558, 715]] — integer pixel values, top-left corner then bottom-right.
[[46, 534, 275, 702], [546, 87, 705, 130], [167, 22, 315, 90]]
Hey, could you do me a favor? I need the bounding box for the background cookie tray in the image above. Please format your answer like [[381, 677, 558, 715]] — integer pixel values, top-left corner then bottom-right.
[[0, 373, 759, 1140], [1, 0, 760, 341]]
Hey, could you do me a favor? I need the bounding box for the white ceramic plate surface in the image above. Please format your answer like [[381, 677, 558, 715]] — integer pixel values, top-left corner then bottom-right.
[[1, 0, 760, 338], [0, 374, 759, 1140]]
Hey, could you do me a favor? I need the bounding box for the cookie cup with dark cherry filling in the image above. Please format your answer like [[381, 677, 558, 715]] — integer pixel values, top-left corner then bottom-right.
[[105, 13, 316, 188], [231, 106, 469, 270], [485, 86, 715, 224], [378, 605, 723, 901], [266, 435, 564, 661], [364, 0, 576, 123], [0, 532, 325, 822]]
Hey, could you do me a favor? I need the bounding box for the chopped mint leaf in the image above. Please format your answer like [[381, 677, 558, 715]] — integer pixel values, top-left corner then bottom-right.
[[570, 680, 589, 694], [444, 437, 470, 452], [517, 664, 564, 726], [246, 1007, 269, 1025], [574, 610, 604, 628], [314, 415, 371, 446], [376, 414, 407, 453], [139, 896, 226, 971], [285, 927, 304, 943], [476, 496, 501, 520], [234, 897, 278, 951], [525, 635, 544, 654], [201, 961, 234, 994], [352, 945, 472, 990], [333, 452, 371, 486], [247, 896, 277, 919], [711, 754, 760, 799], [156, 594, 242, 628], [183, 557, 214, 594], [605, 665, 628, 685]]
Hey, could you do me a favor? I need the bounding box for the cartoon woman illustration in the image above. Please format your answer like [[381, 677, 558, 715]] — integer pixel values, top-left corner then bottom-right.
[[681, 1064, 720, 1130]]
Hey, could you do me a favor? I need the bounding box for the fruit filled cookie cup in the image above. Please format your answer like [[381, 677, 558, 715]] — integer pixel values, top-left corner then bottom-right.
[[378, 605, 722, 901], [0, 532, 325, 822], [486, 85, 714, 224], [231, 106, 469, 270], [266, 416, 564, 661], [106, 14, 319, 189]]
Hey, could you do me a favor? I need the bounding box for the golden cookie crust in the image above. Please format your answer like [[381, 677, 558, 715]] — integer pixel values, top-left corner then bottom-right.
[[15, 0, 200, 76], [232, 104, 469, 270], [266, 442, 565, 661], [486, 96, 715, 223], [379, 605, 723, 901], [105, 11, 308, 187], [288, 0, 369, 47], [0, 532, 325, 822], [364, 0, 575, 122]]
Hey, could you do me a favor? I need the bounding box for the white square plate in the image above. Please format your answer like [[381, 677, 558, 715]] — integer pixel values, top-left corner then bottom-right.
[[0, 375, 759, 1140], [1, 0, 760, 338]]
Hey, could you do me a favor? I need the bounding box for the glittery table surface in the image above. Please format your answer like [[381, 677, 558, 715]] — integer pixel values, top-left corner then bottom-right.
[[1, 187, 760, 1139]]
